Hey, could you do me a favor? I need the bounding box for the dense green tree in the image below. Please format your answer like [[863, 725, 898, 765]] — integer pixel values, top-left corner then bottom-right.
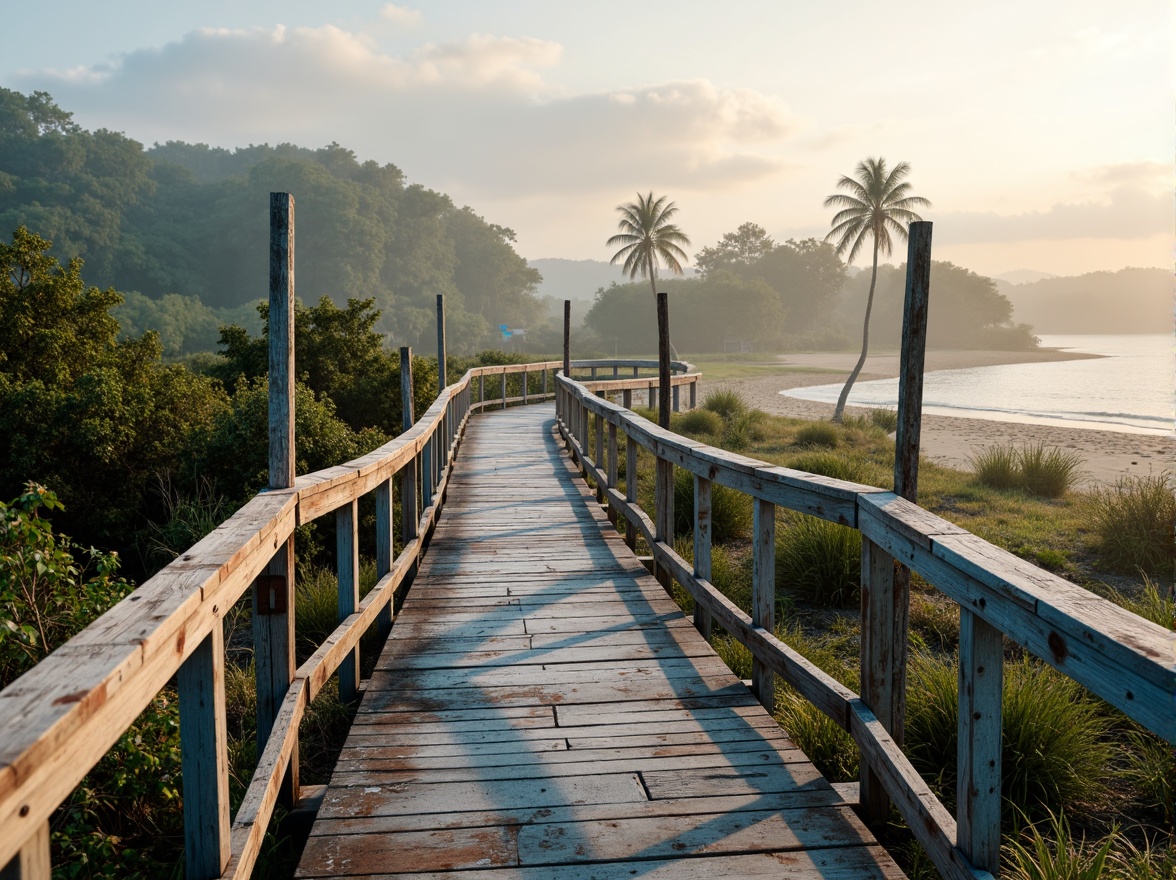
[[824, 157, 930, 422], [0, 229, 229, 554], [694, 222, 776, 276]]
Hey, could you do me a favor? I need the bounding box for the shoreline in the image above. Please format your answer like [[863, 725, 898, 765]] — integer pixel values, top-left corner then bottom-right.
[[700, 349, 1173, 487]]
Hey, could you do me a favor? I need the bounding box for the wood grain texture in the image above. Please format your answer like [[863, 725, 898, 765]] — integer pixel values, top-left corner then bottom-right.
[[295, 405, 901, 879]]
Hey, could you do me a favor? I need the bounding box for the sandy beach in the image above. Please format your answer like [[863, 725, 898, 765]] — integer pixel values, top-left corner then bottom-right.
[[700, 350, 1174, 487]]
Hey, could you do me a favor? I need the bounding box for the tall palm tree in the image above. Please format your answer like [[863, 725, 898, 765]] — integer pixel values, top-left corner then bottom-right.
[[824, 157, 930, 422], [606, 192, 691, 359]]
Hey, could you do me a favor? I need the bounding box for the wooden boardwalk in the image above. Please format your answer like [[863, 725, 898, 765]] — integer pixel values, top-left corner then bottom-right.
[[296, 405, 905, 879]]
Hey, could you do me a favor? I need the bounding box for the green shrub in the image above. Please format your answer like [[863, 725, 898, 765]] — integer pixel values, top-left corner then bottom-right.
[[141, 477, 234, 572], [786, 450, 873, 484], [1003, 811, 1114, 880], [905, 655, 1111, 818], [294, 559, 378, 660], [971, 444, 1021, 490], [1089, 474, 1176, 574], [0, 484, 132, 684], [1018, 443, 1085, 497], [868, 408, 899, 433], [672, 468, 753, 542], [677, 408, 724, 436], [971, 443, 1085, 497], [723, 409, 767, 451], [794, 422, 840, 448], [1122, 728, 1175, 831], [775, 512, 861, 608], [776, 692, 858, 782], [702, 389, 747, 420]]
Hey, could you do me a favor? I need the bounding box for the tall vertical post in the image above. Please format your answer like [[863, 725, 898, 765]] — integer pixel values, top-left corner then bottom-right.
[[860, 221, 932, 826], [657, 292, 671, 429], [436, 294, 447, 395], [563, 300, 571, 380], [255, 191, 297, 805], [895, 221, 933, 502]]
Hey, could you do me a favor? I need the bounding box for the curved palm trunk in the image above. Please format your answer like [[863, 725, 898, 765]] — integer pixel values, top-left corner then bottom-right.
[[831, 237, 880, 423]]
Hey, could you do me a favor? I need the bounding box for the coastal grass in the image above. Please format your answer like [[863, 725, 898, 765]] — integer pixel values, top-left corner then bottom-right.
[[970, 442, 1085, 497], [1088, 473, 1176, 574]]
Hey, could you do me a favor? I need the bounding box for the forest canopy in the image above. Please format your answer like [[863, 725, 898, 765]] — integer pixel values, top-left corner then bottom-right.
[[0, 89, 543, 354]]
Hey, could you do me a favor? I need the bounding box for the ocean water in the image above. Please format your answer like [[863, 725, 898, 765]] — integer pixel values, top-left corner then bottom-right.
[[782, 334, 1173, 435]]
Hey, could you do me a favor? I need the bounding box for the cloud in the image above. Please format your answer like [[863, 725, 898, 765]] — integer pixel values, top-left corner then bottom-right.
[[1074, 161, 1168, 189], [14, 24, 797, 196], [379, 5, 423, 27], [933, 186, 1171, 244]]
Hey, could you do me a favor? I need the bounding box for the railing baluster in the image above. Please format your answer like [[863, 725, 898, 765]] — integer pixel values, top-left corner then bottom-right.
[[0, 821, 50, 880], [606, 420, 618, 526], [654, 457, 674, 592], [622, 388, 632, 410], [501, 369, 508, 409], [336, 498, 360, 702], [376, 477, 394, 639], [594, 412, 605, 504], [523, 368, 528, 404], [423, 435, 434, 506], [672, 384, 680, 413], [751, 498, 775, 711], [693, 475, 713, 640], [859, 536, 907, 822], [958, 609, 1003, 874], [689, 379, 697, 410], [178, 624, 230, 878], [625, 433, 638, 550]]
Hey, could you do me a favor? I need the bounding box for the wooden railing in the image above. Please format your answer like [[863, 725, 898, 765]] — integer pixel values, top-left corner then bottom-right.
[[0, 357, 683, 879], [555, 371, 1176, 880]]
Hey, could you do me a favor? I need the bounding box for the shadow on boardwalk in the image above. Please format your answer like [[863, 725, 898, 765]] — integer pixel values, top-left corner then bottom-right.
[[296, 405, 907, 879]]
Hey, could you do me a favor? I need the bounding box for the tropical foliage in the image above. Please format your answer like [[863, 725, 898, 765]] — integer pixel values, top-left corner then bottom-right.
[[824, 157, 930, 421], [606, 191, 691, 301]]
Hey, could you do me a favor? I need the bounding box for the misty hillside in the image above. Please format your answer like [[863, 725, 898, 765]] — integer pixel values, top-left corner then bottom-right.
[[528, 259, 628, 304], [997, 268, 1170, 333], [993, 269, 1058, 285]]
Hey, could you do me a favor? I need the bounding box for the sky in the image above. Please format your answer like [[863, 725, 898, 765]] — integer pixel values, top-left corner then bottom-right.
[[3, 0, 1171, 277]]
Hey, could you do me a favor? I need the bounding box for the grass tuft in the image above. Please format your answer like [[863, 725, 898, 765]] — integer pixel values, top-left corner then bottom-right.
[[775, 512, 861, 608], [672, 467, 753, 542], [1003, 811, 1114, 880], [701, 389, 748, 420], [868, 408, 899, 433], [1088, 473, 1176, 574], [677, 408, 724, 436], [1018, 443, 1085, 497], [970, 444, 1022, 490], [794, 422, 841, 448]]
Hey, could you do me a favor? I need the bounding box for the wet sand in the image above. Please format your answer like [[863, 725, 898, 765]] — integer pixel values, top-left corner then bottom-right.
[[700, 350, 1174, 487]]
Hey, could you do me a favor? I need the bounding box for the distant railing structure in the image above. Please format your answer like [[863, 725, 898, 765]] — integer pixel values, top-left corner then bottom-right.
[[555, 371, 1176, 880], [0, 356, 696, 880]]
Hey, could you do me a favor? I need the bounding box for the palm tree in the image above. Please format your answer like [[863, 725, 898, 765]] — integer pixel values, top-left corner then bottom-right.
[[824, 157, 930, 422], [606, 192, 691, 359]]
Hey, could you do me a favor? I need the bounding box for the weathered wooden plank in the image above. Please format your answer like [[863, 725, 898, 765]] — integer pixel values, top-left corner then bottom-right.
[[751, 497, 776, 711], [957, 608, 1003, 873], [335, 500, 360, 703], [0, 821, 49, 880]]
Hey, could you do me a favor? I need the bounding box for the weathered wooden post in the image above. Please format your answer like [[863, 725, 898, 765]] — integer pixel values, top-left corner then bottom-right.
[[607, 420, 619, 526], [657, 292, 671, 429], [693, 475, 713, 639], [0, 823, 49, 880], [336, 498, 359, 702], [254, 191, 298, 808], [859, 220, 935, 826], [436, 294, 447, 395], [563, 300, 571, 379], [751, 498, 776, 711]]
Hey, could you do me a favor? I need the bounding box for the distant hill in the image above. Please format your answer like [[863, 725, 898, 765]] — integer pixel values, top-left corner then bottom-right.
[[529, 258, 698, 304], [999, 267, 1170, 334], [993, 269, 1059, 285], [529, 259, 628, 304]]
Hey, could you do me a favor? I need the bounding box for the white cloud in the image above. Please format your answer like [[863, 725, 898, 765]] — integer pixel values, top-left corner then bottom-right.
[[15, 25, 797, 197], [933, 186, 1171, 244], [379, 5, 423, 27]]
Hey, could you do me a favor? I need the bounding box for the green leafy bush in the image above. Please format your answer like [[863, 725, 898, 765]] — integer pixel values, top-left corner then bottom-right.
[[1088, 474, 1176, 574], [794, 422, 840, 448], [774, 512, 861, 607], [0, 484, 132, 684]]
